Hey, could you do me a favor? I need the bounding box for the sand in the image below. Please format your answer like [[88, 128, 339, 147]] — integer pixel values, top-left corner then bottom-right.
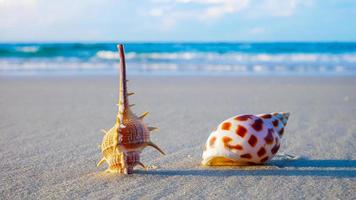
[[0, 76, 355, 200]]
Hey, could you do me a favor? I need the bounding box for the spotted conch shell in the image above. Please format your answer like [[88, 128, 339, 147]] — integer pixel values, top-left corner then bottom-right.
[[97, 44, 165, 174], [202, 112, 290, 166]]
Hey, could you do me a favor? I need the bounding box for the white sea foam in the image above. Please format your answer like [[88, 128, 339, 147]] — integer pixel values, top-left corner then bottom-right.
[[96, 51, 203, 60], [136, 52, 198, 60], [141, 63, 178, 71], [342, 54, 356, 63], [94, 51, 356, 65], [0, 60, 109, 72], [253, 65, 267, 73], [2, 52, 356, 76], [16, 46, 39, 53], [96, 51, 118, 60], [0, 60, 354, 76]]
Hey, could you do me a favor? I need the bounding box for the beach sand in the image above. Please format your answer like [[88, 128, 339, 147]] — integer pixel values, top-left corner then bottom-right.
[[0, 76, 355, 199]]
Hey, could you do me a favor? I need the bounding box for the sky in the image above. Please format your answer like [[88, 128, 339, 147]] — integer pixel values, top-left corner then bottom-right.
[[0, 0, 355, 42]]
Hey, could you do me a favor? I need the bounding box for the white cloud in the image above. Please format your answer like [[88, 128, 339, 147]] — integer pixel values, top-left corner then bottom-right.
[[0, 0, 316, 41], [0, 0, 126, 41], [241, 0, 315, 19], [147, 0, 250, 29], [201, 0, 249, 20], [149, 8, 165, 17], [150, 0, 250, 20], [257, 0, 313, 17], [148, 0, 313, 28], [0, 0, 38, 28], [0, 0, 37, 7], [249, 27, 265, 34]]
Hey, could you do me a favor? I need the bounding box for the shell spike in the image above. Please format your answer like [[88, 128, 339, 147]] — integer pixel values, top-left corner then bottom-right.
[[147, 142, 165, 155], [129, 104, 136, 107], [282, 112, 290, 121], [275, 112, 290, 126], [128, 92, 135, 96], [148, 126, 158, 132], [139, 112, 149, 120], [116, 44, 129, 126], [137, 161, 146, 169], [97, 158, 105, 167]]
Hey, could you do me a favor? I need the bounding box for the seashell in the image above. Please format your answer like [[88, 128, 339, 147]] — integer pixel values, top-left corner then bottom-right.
[[97, 44, 165, 174], [202, 112, 290, 166]]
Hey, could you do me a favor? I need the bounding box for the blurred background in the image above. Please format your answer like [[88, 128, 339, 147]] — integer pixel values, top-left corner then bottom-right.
[[0, 0, 355, 76]]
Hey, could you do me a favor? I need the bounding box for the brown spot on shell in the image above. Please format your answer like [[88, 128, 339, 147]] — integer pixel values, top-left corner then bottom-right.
[[264, 129, 274, 145], [271, 144, 280, 154], [248, 135, 258, 147], [260, 156, 269, 163], [241, 153, 252, 159], [272, 120, 279, 127], [236, 125, 247, 138], [261, 114, 272, 119], [209, 136, 216, 147], [234, 115, 253, 121], [222, 136, 243, 150], [278, 128, 284, 136], [222, 136, 232, 144], [221, 122, 232, 131], [252, 118, 263, 131], [257, 147, 267, 157], [230, 144, 243, 150]]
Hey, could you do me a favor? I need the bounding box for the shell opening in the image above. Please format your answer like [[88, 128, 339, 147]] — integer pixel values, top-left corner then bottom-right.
[[202, 157, 251, 166]]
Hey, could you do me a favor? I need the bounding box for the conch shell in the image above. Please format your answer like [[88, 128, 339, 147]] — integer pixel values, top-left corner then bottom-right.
[[97, 44, 165, 174], [202, 112, 290, 166]]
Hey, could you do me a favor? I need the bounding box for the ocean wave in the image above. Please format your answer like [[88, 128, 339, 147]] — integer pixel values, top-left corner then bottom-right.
[[1, 59, 354, 76], [1, 42, 356, 76], [95, 51, 198, 60], [96, 50, 118, 60], [94, 51, 356, 64], [15, 46, 40, 53]]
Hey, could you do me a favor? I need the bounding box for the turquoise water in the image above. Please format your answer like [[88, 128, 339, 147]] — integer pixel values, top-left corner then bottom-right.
[[1, 42, 356, 76]]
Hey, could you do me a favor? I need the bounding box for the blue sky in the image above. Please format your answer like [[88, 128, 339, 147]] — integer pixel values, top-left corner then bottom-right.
[[0, 0, 355, 42]]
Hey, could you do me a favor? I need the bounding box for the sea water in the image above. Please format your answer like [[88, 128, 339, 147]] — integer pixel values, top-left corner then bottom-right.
[[0, 42, 355, 76]]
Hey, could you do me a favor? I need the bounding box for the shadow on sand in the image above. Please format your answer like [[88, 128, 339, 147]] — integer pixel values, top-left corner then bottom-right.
[[137, 159, 356, 178]]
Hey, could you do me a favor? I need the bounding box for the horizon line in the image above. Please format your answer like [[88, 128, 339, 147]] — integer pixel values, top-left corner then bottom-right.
[[1, 40, 356, 44]]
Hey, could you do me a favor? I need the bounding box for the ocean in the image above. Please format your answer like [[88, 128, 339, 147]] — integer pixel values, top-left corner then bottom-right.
[[1, 42, 356, 76]]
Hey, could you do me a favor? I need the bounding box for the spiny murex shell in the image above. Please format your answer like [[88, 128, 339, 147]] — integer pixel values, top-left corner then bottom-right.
[[97, 44, 165, 174], [202, 112, 290, 166]]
